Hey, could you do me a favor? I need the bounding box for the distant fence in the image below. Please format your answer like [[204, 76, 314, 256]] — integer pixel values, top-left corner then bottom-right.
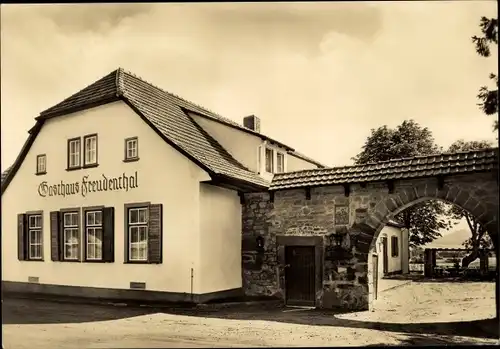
[[409, 263, 424, 272]]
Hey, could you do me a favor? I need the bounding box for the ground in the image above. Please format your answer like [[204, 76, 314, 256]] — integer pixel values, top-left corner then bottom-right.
[[3, 281, 498, 348]]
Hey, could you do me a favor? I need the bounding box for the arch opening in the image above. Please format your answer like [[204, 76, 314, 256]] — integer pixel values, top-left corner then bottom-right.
[[365, 196, 497, 323]]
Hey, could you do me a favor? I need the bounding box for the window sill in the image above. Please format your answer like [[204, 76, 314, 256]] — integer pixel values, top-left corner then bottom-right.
[[25, 259, 45, 262], [35, 171, 47, 176], [59, 259, 81, 263], [83, 259, 110, 263], [123, 157, 140, 163], [82, 163, 99, 169], [124, 260, 152, 264], [66, 166, 82, 172]]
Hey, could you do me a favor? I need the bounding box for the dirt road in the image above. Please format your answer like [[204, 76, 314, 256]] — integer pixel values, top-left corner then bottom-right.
[[2, 281, 498, 348]]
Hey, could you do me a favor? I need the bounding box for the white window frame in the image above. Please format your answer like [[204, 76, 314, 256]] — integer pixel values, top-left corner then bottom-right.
[[84, 135, 98, 166], [276, 152, 285, 173], [28, 214, 43, 260], [265, 147, 274, 173], [63, 212, 80, 260], [128, 207, 148, 262], [85, 210, 103, 261], [68, 138, 81, 168], [125, 137, 138, 160], [36, 154, 46, 174]]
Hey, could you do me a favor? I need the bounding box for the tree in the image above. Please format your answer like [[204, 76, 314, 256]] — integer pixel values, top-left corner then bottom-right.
[[472, 17, 498, 131], [446, 139, 494, 267], [353, 120, 453, 248]]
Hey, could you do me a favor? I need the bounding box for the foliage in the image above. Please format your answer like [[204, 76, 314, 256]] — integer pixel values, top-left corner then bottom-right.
[[353, 120, 452, 248], [446, 139, 494, 267], [472, 17, 498, 130]]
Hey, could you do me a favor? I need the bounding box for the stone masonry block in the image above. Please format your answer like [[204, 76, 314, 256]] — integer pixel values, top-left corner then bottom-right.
[[415, 184, 427, 198], [404, 187, 418, 203], [454, 190, 471, 209], [444, 185, 460, 203], [384, 197, 399, 212]]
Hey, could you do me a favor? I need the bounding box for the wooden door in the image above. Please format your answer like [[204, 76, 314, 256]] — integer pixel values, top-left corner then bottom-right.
[[285, 246, 315, 306], [382, 237, 388, 275]]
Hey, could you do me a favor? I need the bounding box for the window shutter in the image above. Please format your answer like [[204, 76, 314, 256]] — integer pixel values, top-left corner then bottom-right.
[[102, 207, 115, 262], [148, 204, 163, 264], [76, 210, 82, 262], [17, 213, 27, 261], [50, 211, 61, 261]]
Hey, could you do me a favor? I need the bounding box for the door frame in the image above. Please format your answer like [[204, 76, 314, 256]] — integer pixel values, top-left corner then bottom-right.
[[277, 235, 323, 308], [372, 253, 379, 300]]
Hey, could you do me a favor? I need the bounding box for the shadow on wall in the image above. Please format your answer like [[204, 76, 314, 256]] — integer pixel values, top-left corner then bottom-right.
[[3, 297, 498, 340]]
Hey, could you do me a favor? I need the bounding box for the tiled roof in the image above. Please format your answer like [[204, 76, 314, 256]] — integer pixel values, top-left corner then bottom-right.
[[38, 68, 271, 189], [270, 148, 499, 190]]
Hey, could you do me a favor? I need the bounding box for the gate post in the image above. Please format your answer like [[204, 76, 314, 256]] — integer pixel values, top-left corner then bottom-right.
[[424, 249, 433, 277]]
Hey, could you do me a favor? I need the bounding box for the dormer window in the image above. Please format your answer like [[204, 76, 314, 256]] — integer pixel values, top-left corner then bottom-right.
[[265, 148, 274, 173], [276, 152, 285, 173]]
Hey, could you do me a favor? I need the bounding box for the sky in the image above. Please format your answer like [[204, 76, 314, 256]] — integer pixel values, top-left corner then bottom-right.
[[1, 2, 498, 171]]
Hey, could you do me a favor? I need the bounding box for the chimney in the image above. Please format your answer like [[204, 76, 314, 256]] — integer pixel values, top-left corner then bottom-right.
[[243, 115, 261, 133]]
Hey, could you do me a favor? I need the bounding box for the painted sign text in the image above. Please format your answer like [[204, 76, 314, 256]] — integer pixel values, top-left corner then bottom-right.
[[38, 171, 139, 198]]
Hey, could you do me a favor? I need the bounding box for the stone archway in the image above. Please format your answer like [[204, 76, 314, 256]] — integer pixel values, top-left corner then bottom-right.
[[355, 174, 498, 314], [363, 175, 498, 254]]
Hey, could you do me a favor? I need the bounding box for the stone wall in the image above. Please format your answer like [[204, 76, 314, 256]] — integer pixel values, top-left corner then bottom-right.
[[241, 172, 498, 311]]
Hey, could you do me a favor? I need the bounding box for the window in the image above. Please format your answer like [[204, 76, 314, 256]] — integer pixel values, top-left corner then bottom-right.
[[17, 212, 44, 261], [128, 207, 148, 261], [85, 210, 102, 260], [391, 236, 399, 257], [67, 138, 81, 169], [50, 207, 115, 263], [265, 148, 274, 173], [36, 154, 47, 175], [276, 152, 285, 173], [28, 214, 43, 260], [63, 212, 80, 260], [83, 134, 98, 166], [124, 137, 139, 161], [125, 203, 163, 264]]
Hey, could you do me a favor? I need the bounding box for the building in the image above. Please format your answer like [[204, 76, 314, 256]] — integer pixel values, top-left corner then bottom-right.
[[372, 220, 410, 298], [1, 68, 325, 303], [373, 220, 410, 278]]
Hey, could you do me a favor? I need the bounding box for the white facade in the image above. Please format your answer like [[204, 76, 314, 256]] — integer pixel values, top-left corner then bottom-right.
[[2, 95, 321, 299], [2, 101, 219, 294]]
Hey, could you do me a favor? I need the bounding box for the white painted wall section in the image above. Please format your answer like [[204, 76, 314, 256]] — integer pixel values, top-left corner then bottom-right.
[[376, 225, 404, 275], [287, 153, 320, 171], [188, 113, 261, 173], [198, 183, 242, 294]]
